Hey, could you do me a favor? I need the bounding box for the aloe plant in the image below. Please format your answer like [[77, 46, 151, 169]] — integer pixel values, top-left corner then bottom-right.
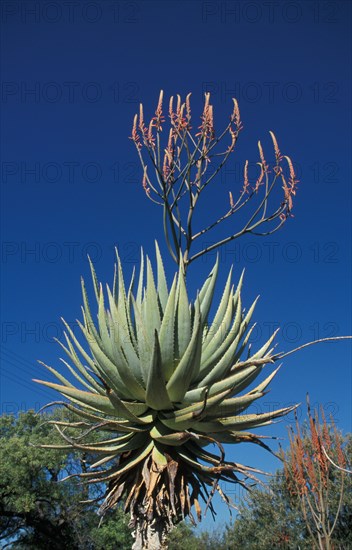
[[35, 244, 296, 549], [34, 92, 304, 548], [33, 91, 352, 549]]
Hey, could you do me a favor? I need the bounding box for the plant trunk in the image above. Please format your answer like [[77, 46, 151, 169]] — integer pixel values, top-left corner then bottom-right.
[[132, 517, 171, 550]]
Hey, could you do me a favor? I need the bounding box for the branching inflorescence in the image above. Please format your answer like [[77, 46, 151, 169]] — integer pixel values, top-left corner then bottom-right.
[[130, 91, 299, 269]]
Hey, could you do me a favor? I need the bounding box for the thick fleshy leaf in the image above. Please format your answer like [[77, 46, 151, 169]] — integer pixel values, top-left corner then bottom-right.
[[56, 332, 104, 394], [150, 424, 193, 446], [38, 362, 75, 388], [106, 286, 142, 382], [33, 379, 123, 416], [175, 264, 191, 359], [198, 293, 243, 377], [167, 298, 202, 402], [81, 278, 100, 341], [88, 255, 100, 304], [246, 329, 280, 363], [136, 247, 144, 307], [58, 357, 98, 394], [158, 275, 177, 380], [199, 320, 247, 388], [152, 443, 168, 467], [202, 266, 233, 348], [42, 431, 147, 455], [143, 257, 162, 341], [131, 296, 153, 382], [205, 391, 265, 419], [197, 256, 219, 324], [97, 284, 110, 344], [145, 331, 173, 411], [79, 323, 133, 399], [60, 321, 102, 381], [62, 403, 149, 432], [216, 405, 297, 430], [248, 365, 281, 394], [202, 284, 234, 355], [193, 364, 259, 401], [165, 388, 232, 419]]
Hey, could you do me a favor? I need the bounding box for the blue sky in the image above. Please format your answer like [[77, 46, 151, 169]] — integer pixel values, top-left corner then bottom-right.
[[1, 0, 351, 528]]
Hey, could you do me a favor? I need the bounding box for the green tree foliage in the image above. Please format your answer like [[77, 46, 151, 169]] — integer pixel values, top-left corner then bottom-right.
[[168, 521, 227, 550], [0, 409, 133, 549]]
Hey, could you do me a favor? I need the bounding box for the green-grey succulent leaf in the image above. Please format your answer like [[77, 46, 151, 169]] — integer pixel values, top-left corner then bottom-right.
[[34, 380, 124, 416], [216, 405, 297, 430], [202, 266, 233, 348], [185, 442, 222, 466], [87, 296, 146, 401], [60, 403, 148, 432], [131, 295, 153, 382], [79, 323, 133, 399], [158, 275, 177, 380], [106, 392, 152, 422], [176, 264, 191, 358], [56, 333, 105, 394], [136, 247, 144, 307], [165, 388, 231, 419], [199, 319, 248, 388], [39, 431, 147, 456], [159, 415, 193, 431], [198, 292, 243, 379], [66, 432, 148, 455], [152, 442, 168, 467], [237, 294, 258, 333], [146, 331, 173, 411], [248, 365, 281, 394], [90, 432, 142, 447], [97, 285, 111, 347], [205, 391, 265, 419], [126, 269, 138, 350], [150, 423, 193, 446], [115, 250, 137, 354], [81, 277, 100, 341], [205, 364, 260, 398], [247, 328, 280, 362], [58, 357, 99, 393], [233, 268, 245, 307], [89, 455, 117, 469], [143, 257, 162, 342], [167, 298, 202, 402], [231, 322, 257, 364], [106, 286, 142, 383], [88, 255, 100, 304], [198, 256, 219, 324], [38, 361, 75, 388], [202, 284, 234, 355], [60, 321, 101, 379]]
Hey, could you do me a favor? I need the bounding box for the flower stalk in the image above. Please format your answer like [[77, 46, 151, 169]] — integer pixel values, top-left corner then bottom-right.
[[131, 91, 299, 270]]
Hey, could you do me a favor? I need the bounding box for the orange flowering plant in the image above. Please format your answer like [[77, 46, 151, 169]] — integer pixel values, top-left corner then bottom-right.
[[283, 396, 350, 550]]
